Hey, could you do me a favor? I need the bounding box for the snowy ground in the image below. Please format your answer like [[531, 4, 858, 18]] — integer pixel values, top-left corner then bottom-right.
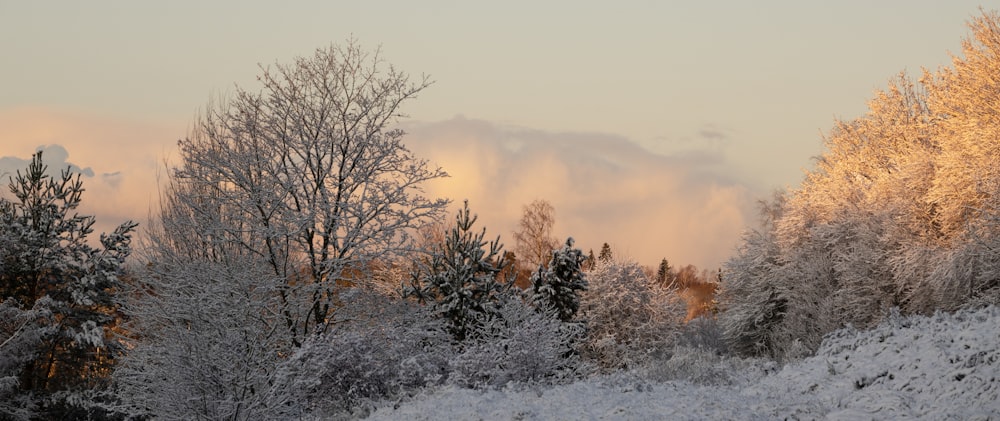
[[371, 307, 1000, 420]]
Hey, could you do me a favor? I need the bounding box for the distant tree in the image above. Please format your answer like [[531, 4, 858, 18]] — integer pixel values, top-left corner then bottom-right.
[[500, 251, 531, 289], [656, 258, 674, 288], [585, 249, 597, 270], [513, 200, 558, 270], [529, 238, 588, 322], [0, 151, 136, 418], [406, 201, 512, 341], [674, 264, 702, 289], [598, 243, 613, 263]]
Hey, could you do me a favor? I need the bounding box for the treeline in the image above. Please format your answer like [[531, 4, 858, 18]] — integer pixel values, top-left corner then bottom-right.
[[720, 11, 1000, 360], [3, 10, 1000, 420]]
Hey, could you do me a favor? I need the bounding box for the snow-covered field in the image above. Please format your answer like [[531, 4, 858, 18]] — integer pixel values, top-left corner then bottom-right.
[[371, 306, 1000, 420]]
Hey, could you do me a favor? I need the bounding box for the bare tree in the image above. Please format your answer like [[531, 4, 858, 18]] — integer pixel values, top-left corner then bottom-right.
[[154, 40, 448, 343], [513, 200, 558, 271], [115, 41, 449, 419]]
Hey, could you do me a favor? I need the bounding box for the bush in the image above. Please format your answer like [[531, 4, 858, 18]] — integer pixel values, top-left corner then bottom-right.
[[450, 295, 586, 389], [579, 258, 686, 370], [275, 289, 453, 418], [676, 316, 728, 355]]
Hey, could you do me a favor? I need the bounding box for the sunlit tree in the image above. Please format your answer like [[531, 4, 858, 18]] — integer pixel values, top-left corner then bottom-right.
[[719, 10, 1000, 360]]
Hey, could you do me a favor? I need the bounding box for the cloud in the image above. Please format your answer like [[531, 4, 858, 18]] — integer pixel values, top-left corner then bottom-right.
[[0, 106, 180, 239], [697, 125, 730, 143], [0, 144, 95, 179], [402, 117, 758, 269], [0, 108, 759, 269]]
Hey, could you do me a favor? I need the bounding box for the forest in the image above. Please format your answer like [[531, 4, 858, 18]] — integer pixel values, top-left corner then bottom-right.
[[2, 10, 1000, 421]]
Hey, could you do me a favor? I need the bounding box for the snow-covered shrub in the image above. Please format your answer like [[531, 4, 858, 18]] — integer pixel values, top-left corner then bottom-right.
[[579, 258, 686, 370], [643, 345, 776, 387], [675, 316, 727, 355], [370, 304, 1000, 420], [113, 258, 296, 420], [450, 295, 586, 389], [276, 290, 453, 418]]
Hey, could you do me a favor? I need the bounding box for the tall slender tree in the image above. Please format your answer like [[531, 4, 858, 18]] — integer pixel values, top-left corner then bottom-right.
[[513, 200, 558, 271], [656, 258, 674, 288]]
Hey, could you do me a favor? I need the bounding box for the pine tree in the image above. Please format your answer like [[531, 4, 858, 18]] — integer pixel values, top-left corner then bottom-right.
[[0, 151, 136, 418], [598, 243, 613, 263], [406, 201, 511, 341], [529, 238, 588, 322], [656, 258, 674, 288]]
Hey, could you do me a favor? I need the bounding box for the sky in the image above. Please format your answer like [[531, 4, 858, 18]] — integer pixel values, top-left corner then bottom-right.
[[0, 1, 989, 269]]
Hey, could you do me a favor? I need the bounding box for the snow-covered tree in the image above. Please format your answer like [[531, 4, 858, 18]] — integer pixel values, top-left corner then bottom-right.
[[717, 208, 787, 358], [719, 10, 1000, 361], [163, 40, 448, 345], [113, 40, 450, 419], [924, 11, 1000, 240], [529, 237, 587, 322], [0, 151, 136, 419], [406, 201, 512, 341]]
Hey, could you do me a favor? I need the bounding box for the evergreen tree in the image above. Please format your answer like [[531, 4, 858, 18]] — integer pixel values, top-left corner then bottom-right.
[[0, 151, 136, 418], [598, 243, 613, 263], [585, 249, 596, 270], [529, 238, 588, 322], [406, 201, 511, 341], [656, 258, 674, 288]]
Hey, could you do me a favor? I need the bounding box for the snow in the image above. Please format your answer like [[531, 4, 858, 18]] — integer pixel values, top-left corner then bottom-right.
[[370, 306, 1000, 420]]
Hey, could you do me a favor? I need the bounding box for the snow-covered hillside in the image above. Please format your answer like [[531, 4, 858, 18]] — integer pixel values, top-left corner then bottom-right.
[[371, 306, 1000, 420]]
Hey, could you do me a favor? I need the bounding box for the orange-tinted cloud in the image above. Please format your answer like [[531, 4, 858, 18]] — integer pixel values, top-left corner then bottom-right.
[[0, 109, 755, 269], [402, 117, 756, 269], [0, 107, 181, 240]]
